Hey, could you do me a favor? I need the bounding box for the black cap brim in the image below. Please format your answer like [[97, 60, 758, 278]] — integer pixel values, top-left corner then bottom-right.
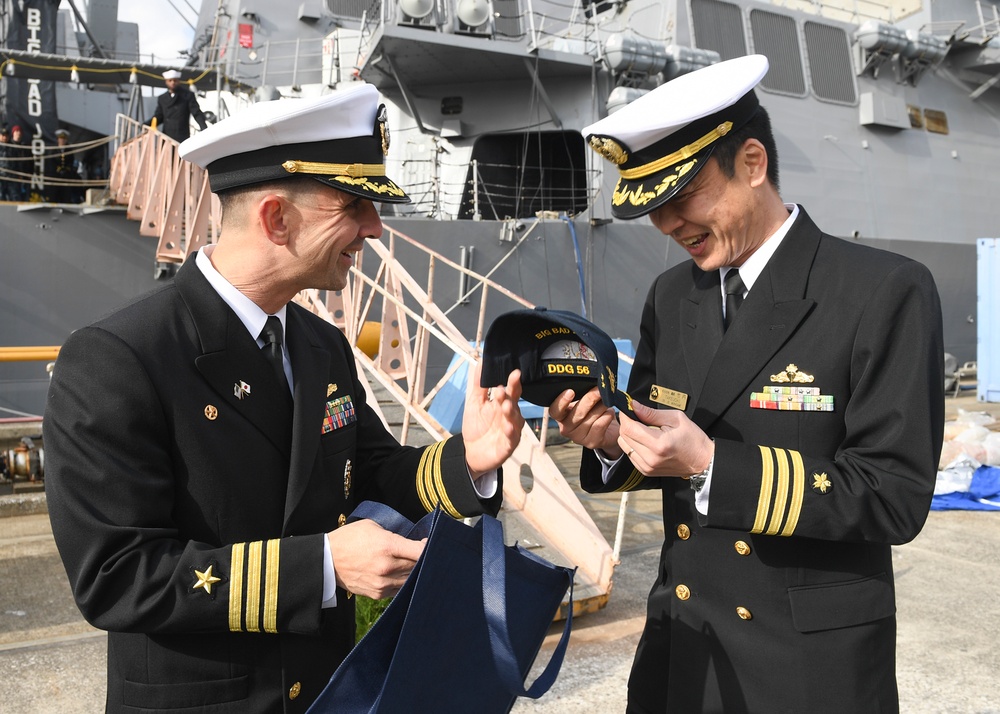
[[610, 144, 716, 220]]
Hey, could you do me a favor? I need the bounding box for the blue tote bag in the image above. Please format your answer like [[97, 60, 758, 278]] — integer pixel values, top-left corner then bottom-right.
[[306, 501, 575, 713]]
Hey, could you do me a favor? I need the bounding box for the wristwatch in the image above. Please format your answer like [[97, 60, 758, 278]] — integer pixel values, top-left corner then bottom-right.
[[689, 441, 714, 492]]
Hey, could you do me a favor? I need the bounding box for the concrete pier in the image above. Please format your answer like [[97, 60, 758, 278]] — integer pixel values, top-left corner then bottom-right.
[[2, 396, 998, 713]]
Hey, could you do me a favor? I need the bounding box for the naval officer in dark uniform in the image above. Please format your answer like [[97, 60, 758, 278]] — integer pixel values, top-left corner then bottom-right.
[[548, 55, 944, 713], [43, 82, 524, 713], [151, 68, 209, 142]]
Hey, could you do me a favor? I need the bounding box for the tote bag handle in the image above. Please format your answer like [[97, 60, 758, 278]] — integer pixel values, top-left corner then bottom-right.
[[349, 501, 574, 700], [481, 514, 574, 698]]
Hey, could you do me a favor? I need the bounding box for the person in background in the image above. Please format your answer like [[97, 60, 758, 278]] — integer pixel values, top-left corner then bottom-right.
[[7, 124, 29, 201], [0, 126, 15, 202], [548, 54, 944, 713], [150, 69, 209, 142], [43, 83, 525, 713], [48, 128, 82, 203]]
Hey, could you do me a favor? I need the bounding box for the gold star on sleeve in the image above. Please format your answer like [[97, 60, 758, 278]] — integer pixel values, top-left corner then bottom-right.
[[193, 565, 222, 595]]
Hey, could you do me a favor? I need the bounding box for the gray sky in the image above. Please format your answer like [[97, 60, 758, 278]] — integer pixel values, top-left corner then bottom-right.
[[117, 0, 197, 64]]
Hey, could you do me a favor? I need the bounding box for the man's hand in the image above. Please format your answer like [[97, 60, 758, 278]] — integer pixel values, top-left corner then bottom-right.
[[548, 386, 621, 455], [461, 360, 524, 477], [327, 519, 425, 600], [616, 401, 714, 478]]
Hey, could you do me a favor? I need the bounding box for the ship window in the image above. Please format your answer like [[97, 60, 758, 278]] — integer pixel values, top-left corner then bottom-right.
[[804, 21, 857, 105], [691, 0, 747, 60], [459, 132, 588, 220], [907, 105, 924, 129], [749, 10, 806, 96], [923, 109, 949, 134]]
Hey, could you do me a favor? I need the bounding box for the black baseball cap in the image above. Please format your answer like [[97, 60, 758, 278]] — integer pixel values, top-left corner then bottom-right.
[[480, 307, 634, 415]]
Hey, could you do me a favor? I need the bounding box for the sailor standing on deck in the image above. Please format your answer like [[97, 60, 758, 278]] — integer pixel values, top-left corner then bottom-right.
[[547, 55, 944, 713], [150, 69, 209, 142], [43, 83, 524, 713]]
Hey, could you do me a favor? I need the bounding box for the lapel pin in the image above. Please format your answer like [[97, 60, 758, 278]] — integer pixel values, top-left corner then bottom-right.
[[204, 405, 218, 420], [327, 383, 338, 397], [234, 380, 251, 400]]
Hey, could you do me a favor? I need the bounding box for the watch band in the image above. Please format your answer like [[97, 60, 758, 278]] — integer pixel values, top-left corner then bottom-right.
[[689, 440, 715, 492]]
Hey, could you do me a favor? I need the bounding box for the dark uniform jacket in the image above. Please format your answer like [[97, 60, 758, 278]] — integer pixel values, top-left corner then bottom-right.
[[152, 86, 208, 142], [581, 208, 944, 714], [44, 257, 502, 713]]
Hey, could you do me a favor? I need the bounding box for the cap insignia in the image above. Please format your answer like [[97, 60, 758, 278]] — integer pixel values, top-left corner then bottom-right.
[[377, 104, 390, 156], [589, 136, 629, 166], [770, 364, 815, 384]]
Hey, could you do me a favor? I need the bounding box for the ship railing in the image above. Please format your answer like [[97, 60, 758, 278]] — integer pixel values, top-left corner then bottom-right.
[[223, 36, 328, 90], [388, 153, 599, 221], [292, 220, 631, 616], [110, 113, 220, 271], [353, 0, 608, 68]]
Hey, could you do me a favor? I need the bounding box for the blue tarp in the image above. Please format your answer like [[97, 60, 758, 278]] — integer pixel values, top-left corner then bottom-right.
[[931, 466, 1000, 511]]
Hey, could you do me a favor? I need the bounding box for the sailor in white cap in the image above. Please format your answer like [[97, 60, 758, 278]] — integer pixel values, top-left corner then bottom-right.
[[43, 82, 524, 712], [548, 55, 943, 713], [150, 67, 208, 142]]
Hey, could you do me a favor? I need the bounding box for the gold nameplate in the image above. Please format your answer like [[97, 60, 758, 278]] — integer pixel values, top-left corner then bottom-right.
[[649, 384, 688, 410]]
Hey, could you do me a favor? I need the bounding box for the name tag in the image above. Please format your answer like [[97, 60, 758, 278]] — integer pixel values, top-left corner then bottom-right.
[[649, 384, 688, 410]]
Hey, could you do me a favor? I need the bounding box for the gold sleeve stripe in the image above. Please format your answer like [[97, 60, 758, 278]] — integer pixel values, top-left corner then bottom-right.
[[751, 446, 774, 534], [416, 439, 462, 519], [781, 450, 806, 536], [416, 440, 444, 513], [245, 540, 263, 633], [415, 441, 435, 512], [264, 539, 280, 634], [765, 448, 791, 535], [229, 542, 246, 633], [431, 439, 461, 519], [616, 468, 646, 492]]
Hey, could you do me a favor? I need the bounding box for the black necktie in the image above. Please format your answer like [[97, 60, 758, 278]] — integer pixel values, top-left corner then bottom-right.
[[724, 268, 745, 331], [260, 316, 292, 400]]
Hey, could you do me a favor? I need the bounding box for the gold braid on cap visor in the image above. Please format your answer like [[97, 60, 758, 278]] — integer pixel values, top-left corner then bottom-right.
[[618, 121, 733, 180], [282, 160, 386, 178]]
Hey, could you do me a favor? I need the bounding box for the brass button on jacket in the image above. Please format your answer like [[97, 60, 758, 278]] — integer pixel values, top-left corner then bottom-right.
[[736, 606, 753, 620], [676, 524, 691, 540], [734, 540, 751, 556], [289, 682, 302, 700], [675, 584, 691, 600]]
